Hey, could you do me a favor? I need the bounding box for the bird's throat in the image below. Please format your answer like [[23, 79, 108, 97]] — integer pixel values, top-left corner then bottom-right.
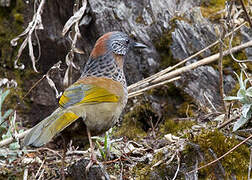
[[113, 54, 124, 69]]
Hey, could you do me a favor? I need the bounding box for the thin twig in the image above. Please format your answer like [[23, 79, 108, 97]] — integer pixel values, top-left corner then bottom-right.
[[208, 148, 226, 177], [23, 168, 28, 180], [128, 76, 180, 98], [37, 169, 45, 180], [0, 129, 31, 147], [119, 160, 123, 180], [0, 61, 62, 127], [38, 147, 63, 158], [204, 92, 217, 112], [153, 39, 252, 84], [187, 134, 252, 174], [218, 26, 226, 112], [0, 76, 44, 127], [66, 150, 88, 155], [240, 0, 252, 28], [217, 117, 237, 129], [172, 153, 180, 180], [103, 157, 128, 164], [35, 160, 45, 178], [229, 25, 252, 63]]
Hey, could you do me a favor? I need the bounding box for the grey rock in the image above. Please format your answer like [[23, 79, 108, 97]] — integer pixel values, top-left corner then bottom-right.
[[67, 158, 110, 180], [174, 66, 235, 112], [171, 7, 217, 60]]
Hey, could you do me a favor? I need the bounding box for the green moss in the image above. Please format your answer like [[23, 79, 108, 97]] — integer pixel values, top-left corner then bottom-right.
[[13, 13, 24, 23], [154, 30, 177, 69], [154, 16, 193, 68], [114, 104, 152, 140], [0, 0, 25, 68], [150, 84, 197, 118], [133, 150, 184, 179], [200, 0, 226, 21], [114, 118, 147, 141], [154, 16, 188, 69], [159, 118, 194, 137], [135, 15, 145, 24], [188, 129, 250, 178], [0, 0, 40, 117], [133, 151, 165, 180], [177, 102, 195, 117]]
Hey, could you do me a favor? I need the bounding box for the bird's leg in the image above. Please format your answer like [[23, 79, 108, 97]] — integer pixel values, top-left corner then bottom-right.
[[85, 127, 97, 172]]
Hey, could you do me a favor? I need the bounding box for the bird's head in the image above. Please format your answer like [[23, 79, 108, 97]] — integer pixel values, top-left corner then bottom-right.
[[90, 31, 147, 58]]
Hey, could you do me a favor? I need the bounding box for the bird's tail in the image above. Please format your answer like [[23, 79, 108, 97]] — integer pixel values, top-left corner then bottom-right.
[[23, 107, 79, 147]]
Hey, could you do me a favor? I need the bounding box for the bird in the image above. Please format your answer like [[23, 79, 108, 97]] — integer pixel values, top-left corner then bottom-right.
[[23, 31, 147, 169]]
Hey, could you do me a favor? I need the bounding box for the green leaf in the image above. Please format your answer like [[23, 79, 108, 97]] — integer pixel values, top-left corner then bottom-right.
[[237, 89, 248, 103], [9, 142, 20, 150], [234, 71, 244, 90], [0, 89, 10, 106], [104, 132, 108, 152], [18, 129, 24, 134], [239, 71, 245, 89], [237, 89, 246, 98], [224, 96, 243, 101], [246, 87, 252, 97], [0, 89, 10, 120], [96, 141, 105, 159], [2, 109, 13, 121], [233, 111, 252, 131], [241, 104, 251, 118], [2, 133, 11, 140]]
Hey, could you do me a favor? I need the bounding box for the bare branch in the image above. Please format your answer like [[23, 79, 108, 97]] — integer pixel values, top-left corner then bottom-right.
[[240, 0, 252, 28], [0, 129, 31, 147], [217, 26, 227, 112], [62, 0, 86, 87], [62, 0, 87, 36], [11, 0, 46, 72], [153, 40, 252, 84], [128, 22, 247, 92]]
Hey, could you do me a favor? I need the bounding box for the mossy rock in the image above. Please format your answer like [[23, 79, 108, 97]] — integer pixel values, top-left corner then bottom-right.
[[186, 129, 250, 178], [159, 118, 195, 137], [0, 0, 25, 68], [154, 17, 184, 69], [132, 150, 184, 179], [114, 104, 151, 140], [200, 0, 226, 21]]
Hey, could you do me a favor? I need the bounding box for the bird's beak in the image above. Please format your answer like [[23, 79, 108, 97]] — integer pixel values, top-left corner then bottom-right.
[[133, 42, 148, 49]]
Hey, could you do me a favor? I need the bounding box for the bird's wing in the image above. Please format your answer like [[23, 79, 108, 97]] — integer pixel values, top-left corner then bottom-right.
[[59, 82, 119, 109]]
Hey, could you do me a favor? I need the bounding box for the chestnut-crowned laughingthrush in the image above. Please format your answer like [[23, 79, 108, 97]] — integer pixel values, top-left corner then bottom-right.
[[23, 31, 147, 165]]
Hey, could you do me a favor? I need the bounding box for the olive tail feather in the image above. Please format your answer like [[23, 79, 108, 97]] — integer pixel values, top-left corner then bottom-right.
[[23, 108, 79, 147]]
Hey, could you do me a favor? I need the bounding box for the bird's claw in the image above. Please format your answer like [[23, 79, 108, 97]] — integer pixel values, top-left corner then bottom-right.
[[85, 155, 98, 172]]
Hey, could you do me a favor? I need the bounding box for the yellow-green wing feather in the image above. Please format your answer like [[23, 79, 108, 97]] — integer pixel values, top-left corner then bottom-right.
[[59, 83, 119, 108]]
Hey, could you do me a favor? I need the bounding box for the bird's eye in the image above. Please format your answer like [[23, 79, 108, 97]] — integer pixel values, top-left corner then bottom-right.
[[125, 39, 130, 44]]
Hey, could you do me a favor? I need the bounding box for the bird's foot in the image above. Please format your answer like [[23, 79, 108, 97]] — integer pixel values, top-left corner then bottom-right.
[[85, 153, 98, 172]]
